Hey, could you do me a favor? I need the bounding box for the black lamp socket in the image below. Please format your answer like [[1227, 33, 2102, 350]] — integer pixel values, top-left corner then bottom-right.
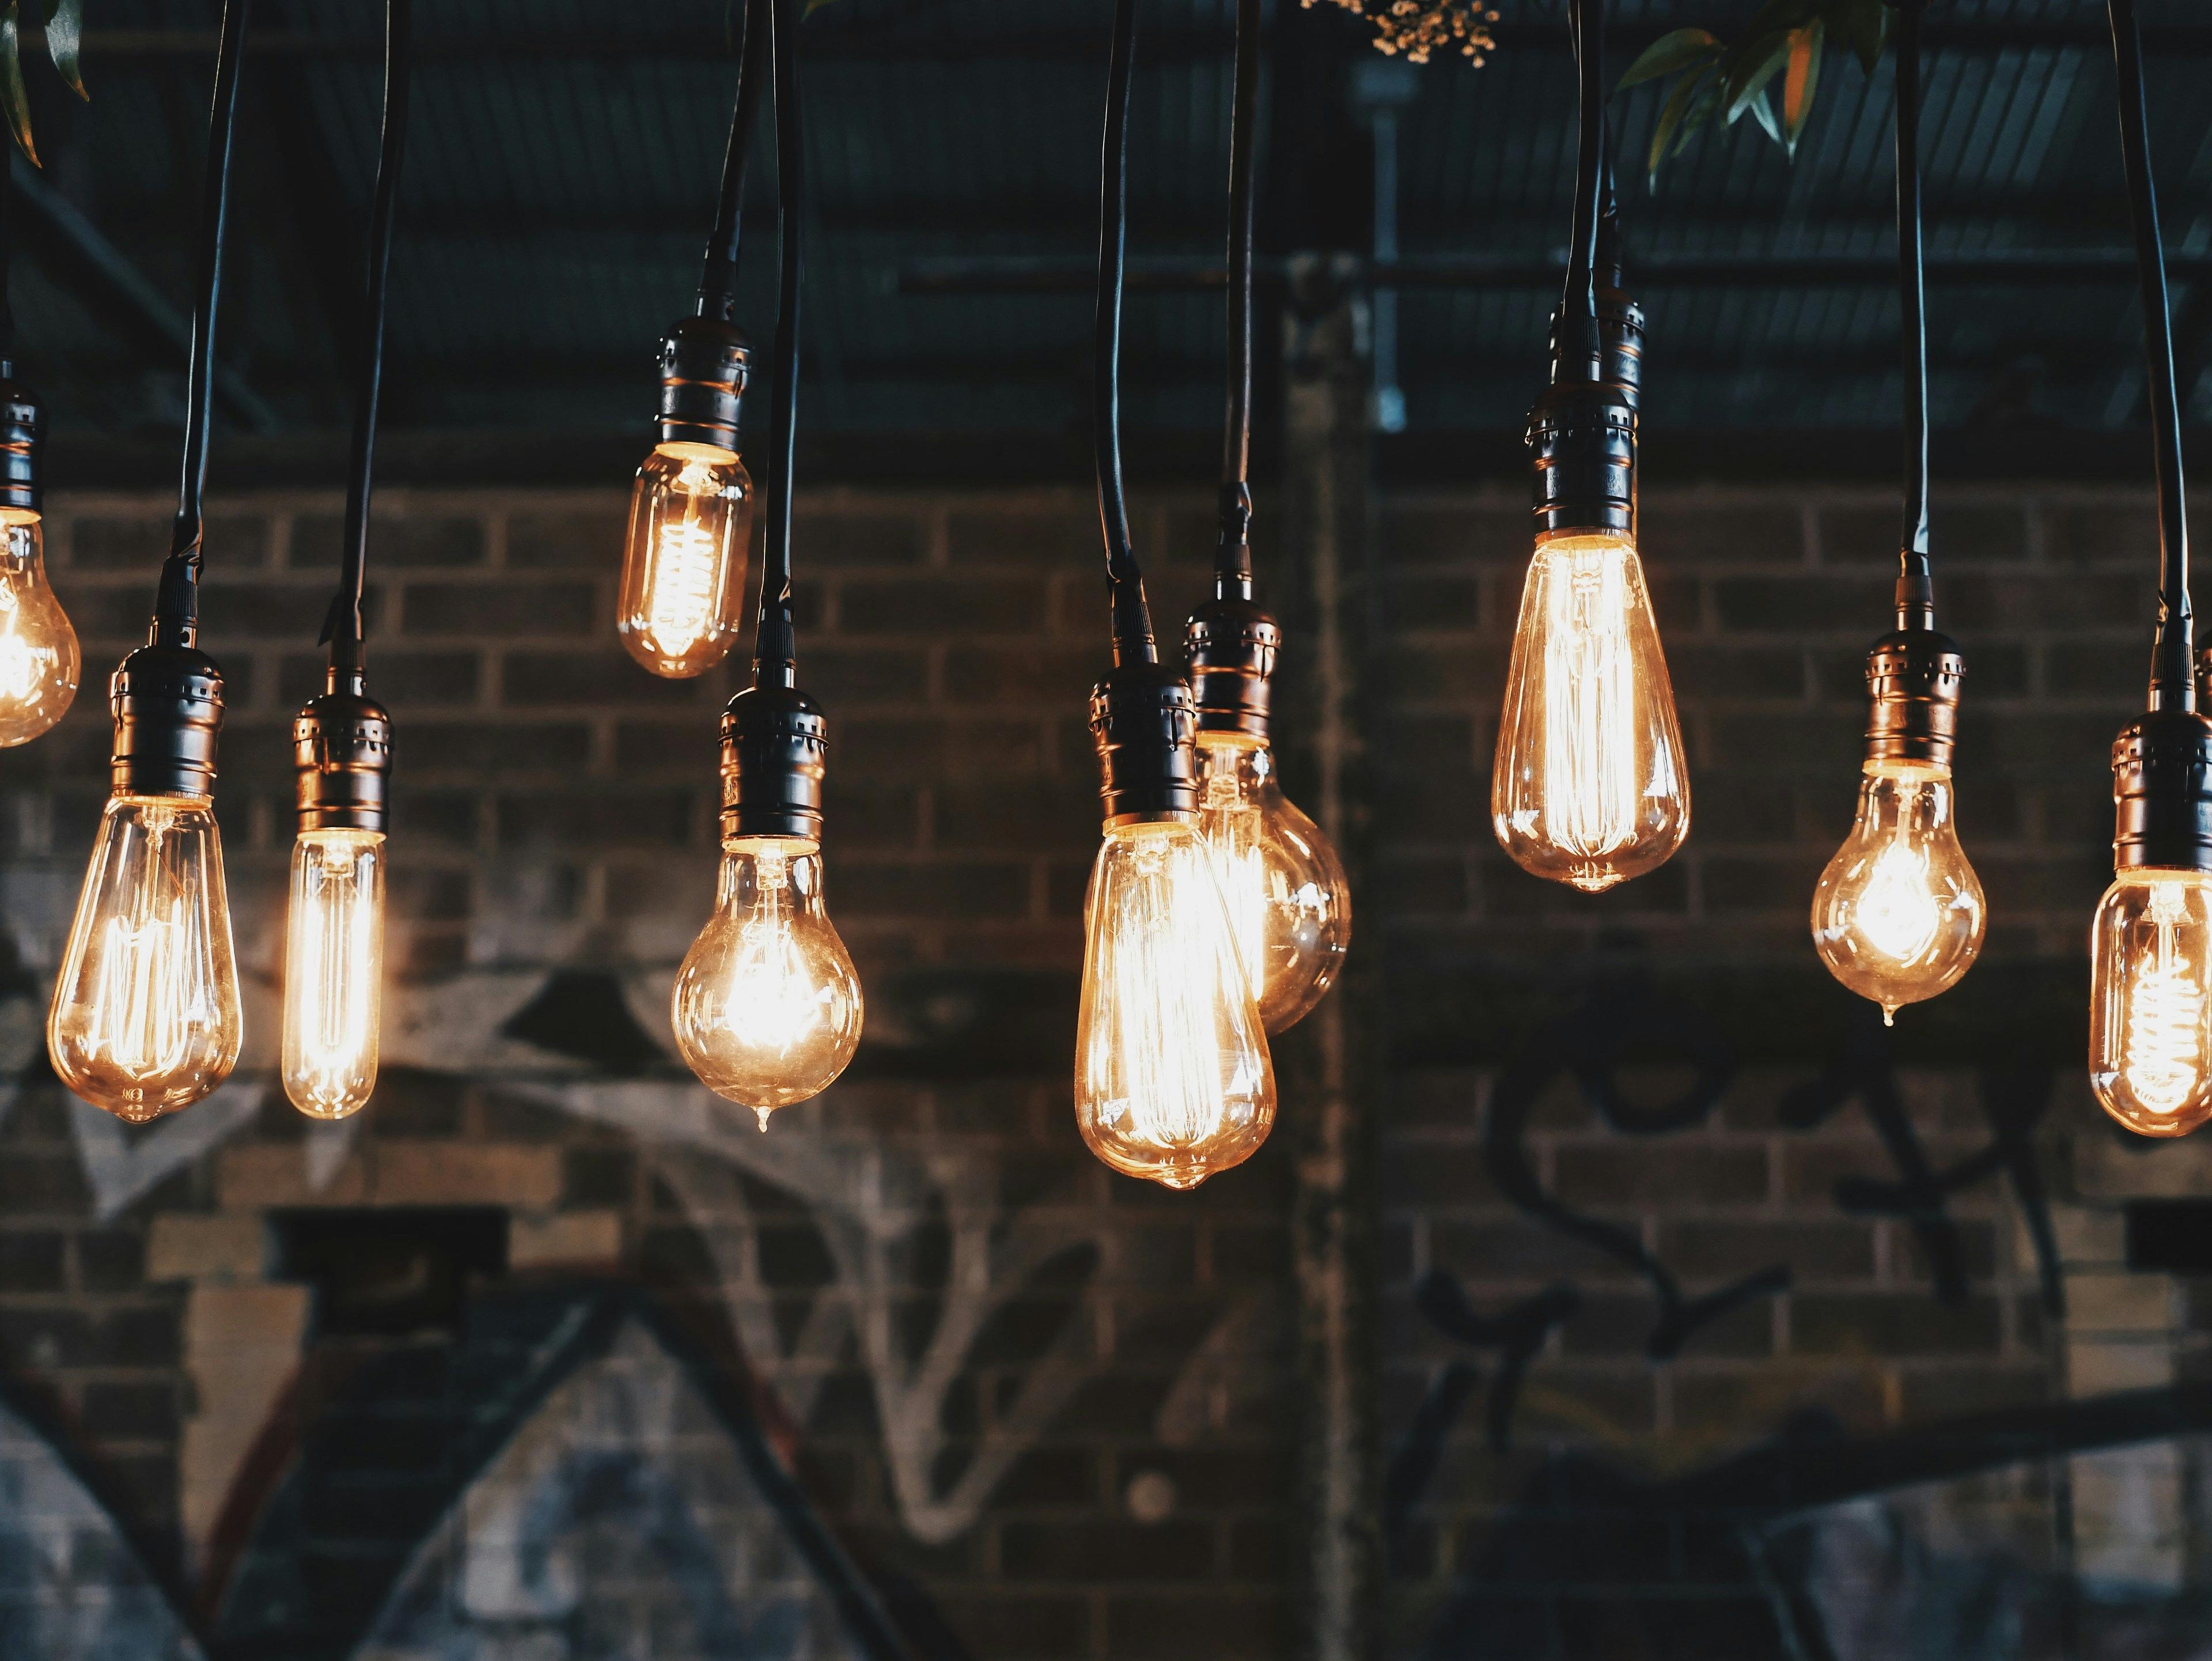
[[110, 642, 224, 801], [294, 683, 393, 834], [1530, 284, 1642, 542], [1546, 286, 1645, 407], [2112, 708, 2212, 872], [1090, 664, 1198, 828], [720, 681, 826, 843], [656, 316, 751, 454], [0, 379, 43, 516], [1862, 629, 1963, 770], [1185, 595, 1279, 741]]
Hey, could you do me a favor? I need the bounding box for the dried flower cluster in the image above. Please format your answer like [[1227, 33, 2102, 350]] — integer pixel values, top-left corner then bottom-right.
[[1304, 0, 1500, 65]]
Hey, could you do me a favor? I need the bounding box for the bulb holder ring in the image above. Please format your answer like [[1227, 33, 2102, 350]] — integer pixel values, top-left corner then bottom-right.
[[294, 683, 393, 833], [110, 642, 224, 800], [1546, 287, 1646, 405], [720, 681, 826, 842], [656, 315, 751, 453], [1862, 627, 1963, 768], [2111, 708, 2212, 872], [0, 377, 44, 514], [1527, 380, 1637, 541], [1091, 664, 1199, 827], [1185, 594, 1279, 740]]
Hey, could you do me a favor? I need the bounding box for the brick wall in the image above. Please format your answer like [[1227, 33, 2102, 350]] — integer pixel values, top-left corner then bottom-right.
[[0, 479, 2191, 1659]]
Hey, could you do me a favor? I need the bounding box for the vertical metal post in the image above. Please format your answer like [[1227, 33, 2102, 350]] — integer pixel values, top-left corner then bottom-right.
[[1278, 252, 1379, 1661]]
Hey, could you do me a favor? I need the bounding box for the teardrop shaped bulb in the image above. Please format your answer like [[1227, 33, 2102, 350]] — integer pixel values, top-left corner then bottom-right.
[[673, 837, 863, 1123], [1810, 760, 1985, 1022], [0, 509, 78, 747], [1192, 733, 1350, 1032], [1491, 531, 1689, 891]]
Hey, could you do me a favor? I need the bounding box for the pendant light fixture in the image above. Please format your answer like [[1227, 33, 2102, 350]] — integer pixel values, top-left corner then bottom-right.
[[1184, 0, 1351, 1035], [615, 0, 764, 680], [1074, 0, 1275, 1193], [46, 0, 253, 1123], [282, 0, 409, 1121], [0, 158, 76, 748], [672, 0, 864, 1128], [1491, 0, 1687, 894], [1809, 1, 1984, 1026], [2089, 0, 2212, 1138]]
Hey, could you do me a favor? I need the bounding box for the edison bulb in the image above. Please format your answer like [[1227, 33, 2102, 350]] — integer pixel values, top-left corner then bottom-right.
[[1492, 531, 1689, 891], [1810, 759, 1985, 1023], [1192, 733, 1350, 1031], [281, 829, 384, 1119], [673, 836, 862, 1125], [617, 441, 753, 678], [2090, 870, 2212, 1137], [47, 794, 241, 1122], [0, 508, 77, 746], [1075, 820, 1276, 1190]]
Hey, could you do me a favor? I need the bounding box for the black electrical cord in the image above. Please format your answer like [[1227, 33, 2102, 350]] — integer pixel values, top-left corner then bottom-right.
[[2109, 0, 2192, 710], [752, 0, 802, 682], [158, 0, 252, 647], [1213, 0, 1259, 597], [699, 0, 770, 323], [1895, 0, 1933, 630], [0, 147, 14, 373], [1558, 0, 1604, 383], [1096, 0, 1154, 665], [325, 0, 411, 680]]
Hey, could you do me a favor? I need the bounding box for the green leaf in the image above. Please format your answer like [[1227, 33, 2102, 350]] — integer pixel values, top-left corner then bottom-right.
[[1647, 61, 1716, 184], [1722, 34, 1790, 126], [1833, 0, 1888, 75], [804, 0, 842, 13], [1747, 86, 1782, 146], [1617, 28, 1722, 91], [0, 4, 36, 168], [43, 0, 82, 101], [1783, 20, 1823, 156]]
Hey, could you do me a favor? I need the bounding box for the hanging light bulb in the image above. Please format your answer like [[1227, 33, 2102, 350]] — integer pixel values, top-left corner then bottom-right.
[[1076, 669, 1275, 1190], [0, 381, 78, 747], [2091, 869, 2212, 1136], [673, 680, 862, 1126], [0, 508, 75, 746], [282, 680, 392, 1119], [617, 433, 753, 679], [1492, 528, 1688, 891], [49, 646, 241, 1122], [1812, 759, 1984, 1023], [674, 832, 861, 1127]]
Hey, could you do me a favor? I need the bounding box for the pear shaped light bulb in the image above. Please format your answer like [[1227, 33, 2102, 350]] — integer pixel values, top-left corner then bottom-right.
[[0, 508, 77, 746], [1191, 732, 1350, 1032], [281, 828, 385, 1119], [1075, 820, 1276, 1190], [48, 793, 242, 1122], [673, 835, 862, 1127], [1811, 759, 1985, 1024], [1491, 530, 1688, 891], [617, 441, 754, 679], [2090, 869, 2212, 1137]]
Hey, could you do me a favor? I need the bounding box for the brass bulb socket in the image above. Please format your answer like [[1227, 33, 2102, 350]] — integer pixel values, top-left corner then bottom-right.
[[2112, 708, 2212, 872], [720, 681, 826, 843], [294, 686, 392, 833], [1185, 595, 1279, 741], [1090, 664, 1198, 828], [1863, 629, 1963, 769], [656, 316, 752, 453], [110, 642, 224, 800]]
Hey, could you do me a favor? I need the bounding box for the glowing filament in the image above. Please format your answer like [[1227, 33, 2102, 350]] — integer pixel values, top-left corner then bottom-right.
[[87, 901, 203, 1079], [1540, 543, 1640, 860], [2126, 882, 2204, 1118], [1856, 834, 1942, 966], [0, 586, 52, 705]]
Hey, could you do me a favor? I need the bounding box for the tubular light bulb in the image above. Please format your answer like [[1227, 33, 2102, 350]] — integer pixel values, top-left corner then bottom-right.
[[2091, 870, 2212, 1137], [1810, 759, 1985, 1023], [0, 508, 77, 746], [673, 836, 862, 1126], [1075, 820, 1276, 1190], [617, 441, 753, 678], [1491, 531, 1688, 891], [1192, 733, 1350, 1032], [47, 794, 241, 1122], [281, 828, 384, 1119]]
